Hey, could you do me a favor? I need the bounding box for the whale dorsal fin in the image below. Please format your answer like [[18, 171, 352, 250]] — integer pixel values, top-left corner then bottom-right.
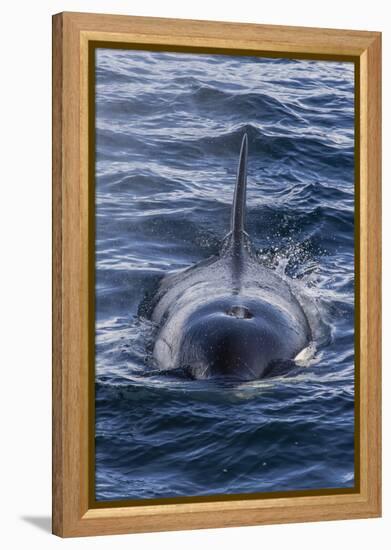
[[230, 133, 248, 252]]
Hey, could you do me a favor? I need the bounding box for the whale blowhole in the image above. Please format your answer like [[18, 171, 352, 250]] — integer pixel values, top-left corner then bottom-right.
[[226, 305, 253, 319]]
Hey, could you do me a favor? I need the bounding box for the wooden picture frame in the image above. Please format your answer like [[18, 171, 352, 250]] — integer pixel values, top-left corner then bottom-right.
[[52, 11, 381, 538]]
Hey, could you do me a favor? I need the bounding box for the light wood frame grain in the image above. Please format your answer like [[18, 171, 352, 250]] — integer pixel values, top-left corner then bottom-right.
[[52, 11, 381, 538]]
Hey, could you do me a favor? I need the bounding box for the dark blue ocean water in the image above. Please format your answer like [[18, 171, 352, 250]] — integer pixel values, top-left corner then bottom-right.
[[94, 49, 355, 501]]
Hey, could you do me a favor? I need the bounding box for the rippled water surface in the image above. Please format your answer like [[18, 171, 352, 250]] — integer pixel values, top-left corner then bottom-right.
[[94, 49, 355, 501]]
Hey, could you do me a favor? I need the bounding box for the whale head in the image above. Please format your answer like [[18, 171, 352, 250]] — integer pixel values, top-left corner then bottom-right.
[[175, 296, 293, 380]]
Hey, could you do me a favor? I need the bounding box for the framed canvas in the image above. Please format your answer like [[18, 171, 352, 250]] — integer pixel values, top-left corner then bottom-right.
[[52, 12, 381, 537]]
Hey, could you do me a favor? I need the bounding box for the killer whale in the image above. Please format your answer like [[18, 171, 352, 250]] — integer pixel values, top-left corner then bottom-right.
[[150, 133, 311, 380]]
